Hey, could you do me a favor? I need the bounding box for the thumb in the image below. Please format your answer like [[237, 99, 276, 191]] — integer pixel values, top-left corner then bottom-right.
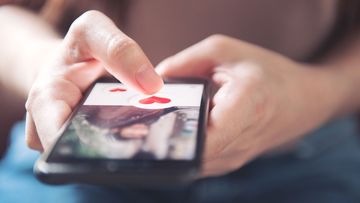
[[156, 35, 246, 78]]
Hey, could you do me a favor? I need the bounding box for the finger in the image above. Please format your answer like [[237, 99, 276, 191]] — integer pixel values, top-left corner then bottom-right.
[[202, 74, 249, 159], [156, 35, 249, 77], [204, 100, 248, 161], [30, 98, 73, 151], [212, 68, 232, 86], [62, 10, 163, 94], [25, 112, 43, 151], [202, 125, 252, 177], [201, 159, 232, 177], [56, 59, 105, 92], [26, 77, 82, 151], [201, 155, 245, 177]]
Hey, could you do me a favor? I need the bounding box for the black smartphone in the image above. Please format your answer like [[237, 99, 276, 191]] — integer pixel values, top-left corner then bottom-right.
[[34, 77, 209, 187]]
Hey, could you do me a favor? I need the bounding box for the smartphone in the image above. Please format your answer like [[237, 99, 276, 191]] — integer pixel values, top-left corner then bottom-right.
[[34, 77, 209, 187]]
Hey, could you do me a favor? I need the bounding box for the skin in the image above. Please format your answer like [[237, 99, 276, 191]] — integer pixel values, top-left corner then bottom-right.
[[1, 6, 360, 177], [157, 35, 360, 176], [23, 10, 164, 150]]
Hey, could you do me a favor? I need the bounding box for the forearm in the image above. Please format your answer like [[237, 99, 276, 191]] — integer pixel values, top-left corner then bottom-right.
[[0, 5, 61, 97]]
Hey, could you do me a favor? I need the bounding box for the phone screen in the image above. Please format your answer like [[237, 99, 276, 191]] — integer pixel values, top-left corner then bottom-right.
[[47, 82, 205, 162]]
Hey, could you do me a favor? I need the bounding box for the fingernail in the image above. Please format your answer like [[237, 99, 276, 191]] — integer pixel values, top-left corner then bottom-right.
[[136, 64, 164, 94]]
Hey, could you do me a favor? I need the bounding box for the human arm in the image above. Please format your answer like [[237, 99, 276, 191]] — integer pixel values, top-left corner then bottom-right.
[[0, 6, 60, 154], [0, 5, 60, 96]]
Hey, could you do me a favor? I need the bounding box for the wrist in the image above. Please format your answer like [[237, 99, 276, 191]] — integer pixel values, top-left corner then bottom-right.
[[0, 5, 62, 96], [335, 66, 360, 114], [277, 64, 350, 138], [256, 64, 351, 156], [311, 64, 360, 117]]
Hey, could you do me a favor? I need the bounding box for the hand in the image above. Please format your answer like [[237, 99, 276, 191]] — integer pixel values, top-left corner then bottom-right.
[[25, 11, 163, 151], [157, 35, 343, 177]]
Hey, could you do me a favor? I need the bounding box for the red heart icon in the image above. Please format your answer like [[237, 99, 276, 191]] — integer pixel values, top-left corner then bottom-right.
[[109, 87, 127, 92], [139, 96, 171, 104]]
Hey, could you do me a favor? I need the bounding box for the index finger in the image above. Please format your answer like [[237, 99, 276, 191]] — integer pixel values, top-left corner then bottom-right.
[[62, 10, 163, 94]]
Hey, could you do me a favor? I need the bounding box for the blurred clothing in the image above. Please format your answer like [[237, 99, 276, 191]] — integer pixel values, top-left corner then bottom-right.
[[1, 116, 360, 203]]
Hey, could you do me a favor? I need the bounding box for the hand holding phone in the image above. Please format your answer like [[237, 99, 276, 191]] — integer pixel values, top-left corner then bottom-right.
[[25, 10, 164, 153]]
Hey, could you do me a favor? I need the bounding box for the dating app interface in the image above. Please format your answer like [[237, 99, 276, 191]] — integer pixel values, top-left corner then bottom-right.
[[49, 83, 204, 161]]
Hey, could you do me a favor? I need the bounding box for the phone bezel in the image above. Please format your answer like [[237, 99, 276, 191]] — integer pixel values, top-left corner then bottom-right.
[[34, 77, 209, 185]]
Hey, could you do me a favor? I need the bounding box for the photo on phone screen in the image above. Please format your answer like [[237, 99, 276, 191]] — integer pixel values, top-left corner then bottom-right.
[[48, 82, 205, 162]]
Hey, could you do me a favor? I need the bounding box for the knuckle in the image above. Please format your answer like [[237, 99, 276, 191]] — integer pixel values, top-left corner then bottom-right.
[[235, 62, 266, 88], [79, 10, 104, 20], [68, 18, 86, 39], [205, 34, 230, 48], [40, 79, 81, 109], [106, 35, 137, 60], [68, 10, 103, 38], [26, 77, 81, 116], [228, 63, 271, 123], [245, 71, 265, 89], [201, 34, 233, 56]]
